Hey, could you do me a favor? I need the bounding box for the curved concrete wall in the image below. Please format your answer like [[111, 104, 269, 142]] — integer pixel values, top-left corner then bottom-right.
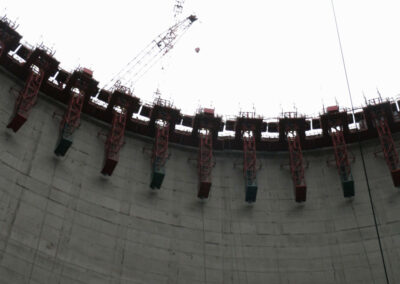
[[0, 68, 399, 284]]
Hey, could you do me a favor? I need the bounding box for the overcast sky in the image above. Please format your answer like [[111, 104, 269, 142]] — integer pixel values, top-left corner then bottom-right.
[[1, 0, 400, 118]]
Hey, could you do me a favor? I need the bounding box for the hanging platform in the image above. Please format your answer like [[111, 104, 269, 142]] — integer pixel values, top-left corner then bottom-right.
[[54, 124, 74, 156], [245, 171, 257, 203], [295, 185, 306, 202], [150, 163, 165, 189], [101, 156, 118, 176], [198, 181, 211, 199], [54, 137, 72, 157], [340, 172, 354, 197], [7, 113, 27, 132], [341, 179, 354, 197], [391, 169, 400, 187], [245, 184, 258, 203]]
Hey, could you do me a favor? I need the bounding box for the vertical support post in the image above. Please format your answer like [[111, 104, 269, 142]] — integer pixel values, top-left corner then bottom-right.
[[150, 123, 169, 189], [101, 110, 127, 176], [287, 128, 306, 202], [7, 68, 44, 132], [198, 132, 213, 199], [372, 109, 400, 186], [330, 127, 354, 197], [0, 41, 4, 58], [54, 90, 85, 156], [243, 132, 257, 203], [0, 17, 21, 60]]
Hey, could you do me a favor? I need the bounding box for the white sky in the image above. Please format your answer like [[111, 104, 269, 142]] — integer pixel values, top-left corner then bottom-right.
[[1, 0, 400, 118]]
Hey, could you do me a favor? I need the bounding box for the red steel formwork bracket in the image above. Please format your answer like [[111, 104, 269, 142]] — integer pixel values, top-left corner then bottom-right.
[[7, 67, 44, 132], [330, 127, 354, 197], [62, 90, 84, 133], [148, 97, 181, 189], [54, 90, 85, 156], [243, 132, 258, 203], [322, 108, 354, 196], [101, 110, 127, 176], [235, 112, 262, 203], [150, 123, 169, 189], [286, 128, 307, 202], [101, 84, 139, 175], [371, 108, 400, 186], [192, 108, 222, 199], [198, 132, 213, 199], [7, 47, 58, 132]]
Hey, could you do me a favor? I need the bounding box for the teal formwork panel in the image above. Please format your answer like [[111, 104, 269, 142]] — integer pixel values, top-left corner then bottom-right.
[[54, 126, 73, 156], [150, 163, 165, 189], [245, 171, 257, 203], [342, 179, 354, 198]]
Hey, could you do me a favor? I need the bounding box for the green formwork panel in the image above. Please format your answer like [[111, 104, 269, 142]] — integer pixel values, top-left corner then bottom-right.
[[150, 166, 165, 189], [54, 137, 72, 156], [54, 125, 74, 156], [341, 179, 354, 198], [245, 171, 257, 203], [245, 185, 257, 203]]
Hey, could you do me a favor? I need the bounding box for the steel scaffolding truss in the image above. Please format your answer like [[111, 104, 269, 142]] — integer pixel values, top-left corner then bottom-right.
[[150, 123, 170, 189], [330, 125, 354, 197], [7, 68, 44, 132], [192, 108, 222, 199], [61, 91, 84, 134], [371, 107, 400, 186], [54, 90, 85, 156], [198, 132, 213, 199], [101, 110, 127, 176], [153, 123, 169, 170], [286, 128, 306, 202], [154, 124, 170, 165], [243, 132, 257, 203]]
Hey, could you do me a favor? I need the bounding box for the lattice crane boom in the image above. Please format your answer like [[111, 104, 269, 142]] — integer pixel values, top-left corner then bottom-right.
[[104, 15, 197, 90]]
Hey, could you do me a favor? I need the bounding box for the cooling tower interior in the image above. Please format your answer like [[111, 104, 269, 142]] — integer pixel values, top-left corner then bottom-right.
[[1, 13, 400, 284]]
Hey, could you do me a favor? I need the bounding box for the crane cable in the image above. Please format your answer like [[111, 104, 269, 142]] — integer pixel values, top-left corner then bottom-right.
[[330, 0, 390, 283]]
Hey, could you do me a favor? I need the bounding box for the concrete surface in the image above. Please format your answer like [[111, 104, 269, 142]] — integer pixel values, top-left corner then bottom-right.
[[0, 68, 399, 283]]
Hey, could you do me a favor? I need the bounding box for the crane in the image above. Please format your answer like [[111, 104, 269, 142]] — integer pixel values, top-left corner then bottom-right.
[[103, 14, 197, 91]]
